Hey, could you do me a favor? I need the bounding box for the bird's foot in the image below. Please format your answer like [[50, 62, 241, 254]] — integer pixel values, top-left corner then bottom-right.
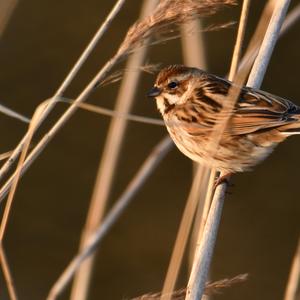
[[214, 173, 232, 190]]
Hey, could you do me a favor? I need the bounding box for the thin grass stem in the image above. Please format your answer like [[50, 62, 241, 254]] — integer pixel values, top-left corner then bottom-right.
[[161, 167, 210, 300], [247, 0, 291, 88], [190, 169, 215, 261], [0, 101, 48, 242], [284, 239, 300, 300], [280, 3, 300, 35], [228, 0, 251, 79], [0, 103, 30, 123], [67, 100, 164, 126], [0, 245, 18, 300], [0, 0, 17, 38], [0, 2, 20, 298], [180, 20, 207, 69], [70, 1, 158, 299], [46, 136, 172, 300], [0, 0, 126, 181], [160, 19, 208, 300], [185, 1, 291, 299], [0, 151, 13, 162], [185, 174, 226, 300]]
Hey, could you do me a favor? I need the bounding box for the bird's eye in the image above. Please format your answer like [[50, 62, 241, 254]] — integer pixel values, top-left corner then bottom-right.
[[168, 81, 178, 89]]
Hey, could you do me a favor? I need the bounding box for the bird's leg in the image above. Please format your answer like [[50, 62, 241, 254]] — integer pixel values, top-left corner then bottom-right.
[[214, 172, 232, 190]]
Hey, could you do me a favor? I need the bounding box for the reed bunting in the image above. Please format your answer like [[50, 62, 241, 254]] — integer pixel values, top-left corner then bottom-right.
[[148, 65, 300, 175]]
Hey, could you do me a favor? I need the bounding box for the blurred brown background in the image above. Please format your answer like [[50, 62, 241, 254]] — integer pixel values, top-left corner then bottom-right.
[[0, 1, 299, 299]]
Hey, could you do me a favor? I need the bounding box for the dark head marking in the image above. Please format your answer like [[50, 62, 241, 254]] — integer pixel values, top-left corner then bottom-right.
[[156, 65, 198, 85]]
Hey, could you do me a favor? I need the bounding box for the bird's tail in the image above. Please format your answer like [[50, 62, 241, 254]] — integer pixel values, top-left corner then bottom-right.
[[279, 115, 300, 135]]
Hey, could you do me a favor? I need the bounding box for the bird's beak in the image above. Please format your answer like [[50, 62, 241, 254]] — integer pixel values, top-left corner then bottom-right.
[[147, 86, 162, 97]]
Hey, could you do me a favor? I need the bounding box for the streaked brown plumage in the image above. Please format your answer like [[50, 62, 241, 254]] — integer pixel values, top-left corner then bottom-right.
[[148, 65, 300, 173]]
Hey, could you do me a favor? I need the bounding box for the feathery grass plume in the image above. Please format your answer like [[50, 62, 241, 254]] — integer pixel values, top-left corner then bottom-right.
[[204, 273, 248, 295], [131, 274, 248, 299], [117, 0, 237, 57], [99, 63, 160, 87]]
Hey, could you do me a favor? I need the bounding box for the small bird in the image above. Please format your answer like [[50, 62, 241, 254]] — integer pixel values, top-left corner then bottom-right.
[[148, 65, 300, 177]]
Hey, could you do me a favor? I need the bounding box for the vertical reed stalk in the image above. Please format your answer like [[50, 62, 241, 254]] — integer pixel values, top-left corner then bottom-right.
[[70, 1, 158, 299], [160, 19, 209, 300], [0, 2, 22, 299], [247, 0, 291, 88], [180, 20, 212, 268], [185, 178, 226, 300], [185, 0, 293, 298], [161, 167, 210, 300], [228, 0, 251, 79], [284, 239, 300, 300], [0, 246, 18, 300], [280, 3, 300, 34], [0, 0, 17, 38], [180, 20, 207, 69]]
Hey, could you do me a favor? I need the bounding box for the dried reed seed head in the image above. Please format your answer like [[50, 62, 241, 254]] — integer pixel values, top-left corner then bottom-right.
[[98, 63, 160, 87], [131, 273, 248, 299], [118, 0, 237, 56]]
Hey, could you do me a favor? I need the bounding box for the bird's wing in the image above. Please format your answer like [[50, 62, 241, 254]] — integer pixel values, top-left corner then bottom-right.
[[170, 74, 300, 137], [199, 74, 300, 135], [230, 87, 300, 135]]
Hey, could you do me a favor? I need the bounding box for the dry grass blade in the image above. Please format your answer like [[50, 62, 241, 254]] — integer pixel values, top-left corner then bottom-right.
[[160, 19, 209, 300], [0, 151, 13, 161], [0, 245, 18, 300], [284, 239, 300, 300], [280, 3, 300, 34], [46, 136, 172, 300], [0, 103, 30, 123], [70, 1, 159, 299], [75, 102, 164, 126], [189, 169, 215, 262], [0, 100, 48, 242], [0, 0, 17, 38], [228, 0, 251, 79], [161, 167, 211, 300], [0, 0, 126, 181], [186, 0, 292, 298], [0, 102, 48, 300], [132, 273, 248, 299], [186, 2, 251, 270], [185, 177, 227, 300], [0, 2, 21, 299], [237, 0, 275, 76], [181, 20, 207, 69], [60, 97, 164, 126], [247, 0, 291, 88]]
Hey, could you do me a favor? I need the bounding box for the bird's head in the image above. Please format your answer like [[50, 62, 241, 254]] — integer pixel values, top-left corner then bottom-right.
[[148, 65, 203, 114]]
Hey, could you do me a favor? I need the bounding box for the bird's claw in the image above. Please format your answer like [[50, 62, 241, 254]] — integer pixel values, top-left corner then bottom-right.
[[213, 173, 232, 190]]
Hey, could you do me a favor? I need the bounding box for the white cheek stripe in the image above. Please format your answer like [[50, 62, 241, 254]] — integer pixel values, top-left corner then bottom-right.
[[156, 96, 165, 114], [155, 81, 196, 114]]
